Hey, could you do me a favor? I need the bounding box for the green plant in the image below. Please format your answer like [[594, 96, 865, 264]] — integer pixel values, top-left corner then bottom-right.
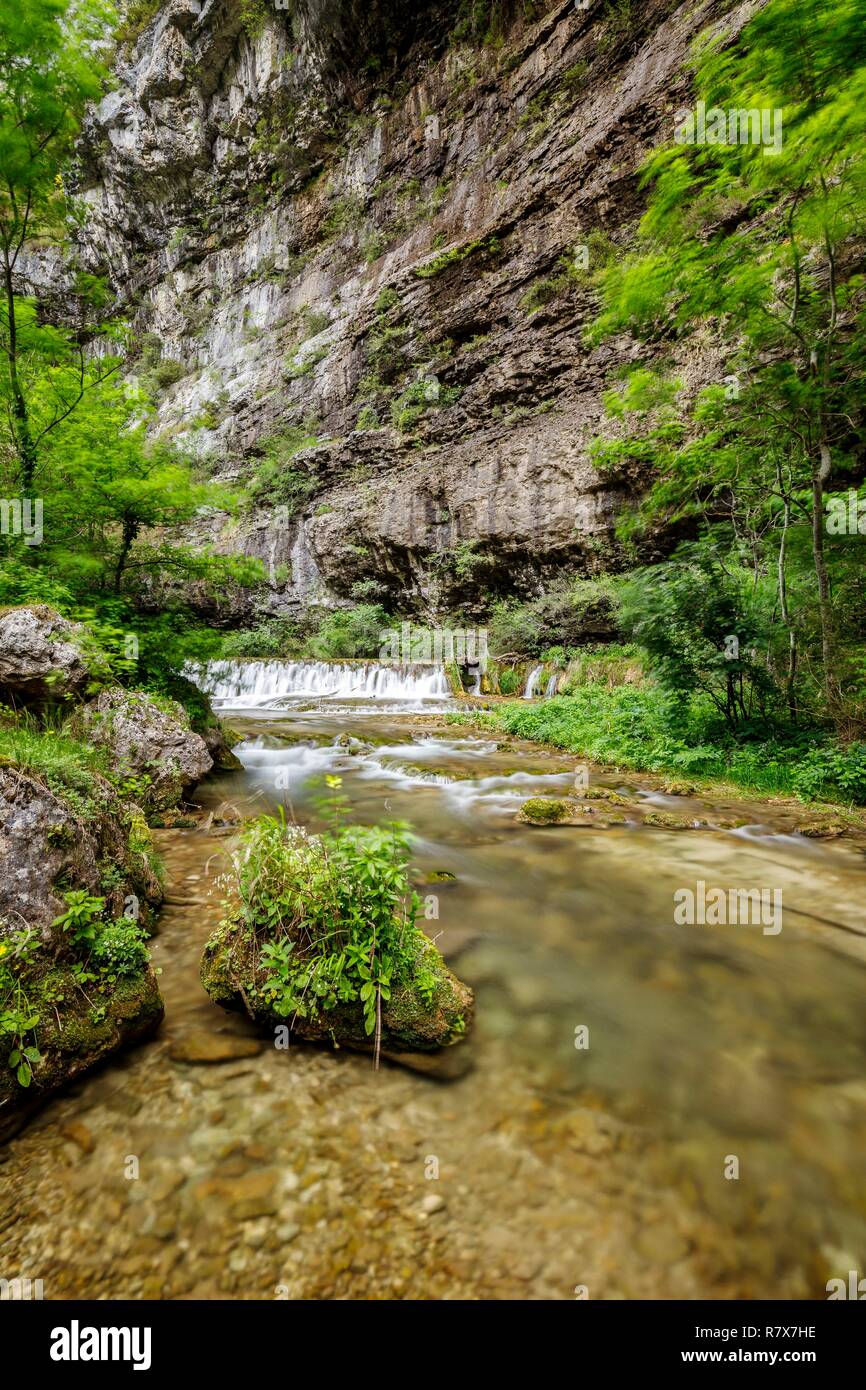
[[414, 234, 503, 279], [91, 917, 150, 978], [216, 809, 448, 1061], [0, 927, 42, 1087], [52, 889, 106, 948]]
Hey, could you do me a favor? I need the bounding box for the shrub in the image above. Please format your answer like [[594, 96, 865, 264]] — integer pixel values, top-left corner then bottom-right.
[[204, 813, 470, 1057]]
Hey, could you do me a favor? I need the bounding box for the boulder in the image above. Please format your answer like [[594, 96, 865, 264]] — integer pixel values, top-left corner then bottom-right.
[[0, 766, 162, 936], [201, 921, 473, 1056], [0, 765, 164, 1142], [0, 605, 107, 704], [69, 688, 213, 810]]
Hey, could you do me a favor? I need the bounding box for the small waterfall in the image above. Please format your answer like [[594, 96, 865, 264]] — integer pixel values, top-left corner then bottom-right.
[[545, 674, 559, 698], [467, 666, 482, 696], [188, 659, 451, 708], [523, 664, 544, 699]]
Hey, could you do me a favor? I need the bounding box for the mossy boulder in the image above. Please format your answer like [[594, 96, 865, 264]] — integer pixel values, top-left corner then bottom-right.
[[519, 797, 571, 824], [0, 960, 162, 1143], [0, 762, 164, 1142], [68, 687, 213, 811], [200, 816, 472, 1058], [0, 766, 162, 936], [202, 921, 471, 1054], [0, 605, 110, 705]]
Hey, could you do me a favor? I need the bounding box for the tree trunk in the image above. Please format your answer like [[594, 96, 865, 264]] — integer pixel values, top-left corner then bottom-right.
[[775, 463, 797, 721], [113, 516, 139, 593], [811, 443, 840, 722], [3, 254, 37, 491]]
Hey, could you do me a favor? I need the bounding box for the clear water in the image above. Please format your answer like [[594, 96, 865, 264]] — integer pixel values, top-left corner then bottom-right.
[[2, 699, 865, 1300]]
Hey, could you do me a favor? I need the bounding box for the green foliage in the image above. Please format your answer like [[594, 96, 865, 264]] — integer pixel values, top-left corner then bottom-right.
[[0, 721, 107, 811], [619, 543, 776, 731], [218, 810, 438, 1054], [91, 916, 149, 977], [115, 0, 160, 50], [244, 422, 321, 510], [0, 926, 42, 1087], [53, 889, 150, 975], [414, 234, 503, 279], [221, 617, 304, 660], [306, 604, 394, 660], [390, 378, 462, 432], [452, 689, 866, 805], [52, 889, 105, 948], [589, 0, 866, 730]]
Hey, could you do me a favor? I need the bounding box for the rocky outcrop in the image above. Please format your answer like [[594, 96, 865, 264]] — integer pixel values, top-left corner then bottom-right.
[[0, 766, 162, 935], [0, 766, 164, 1141], [69, 687, 214, 809], [0, 606, 107, 704], [67, 0, 738, 621]]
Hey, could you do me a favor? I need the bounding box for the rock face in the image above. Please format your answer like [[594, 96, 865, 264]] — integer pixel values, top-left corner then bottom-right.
[[0, 606, 106, 703], [69, 688, 214, 809], [66, 0, 736, 621]]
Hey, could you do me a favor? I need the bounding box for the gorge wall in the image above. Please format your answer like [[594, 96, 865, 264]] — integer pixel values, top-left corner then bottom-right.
[[70, 0, 746, 622]]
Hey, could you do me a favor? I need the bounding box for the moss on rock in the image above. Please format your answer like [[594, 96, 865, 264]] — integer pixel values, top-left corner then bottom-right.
[[519, 797, 571, 824]]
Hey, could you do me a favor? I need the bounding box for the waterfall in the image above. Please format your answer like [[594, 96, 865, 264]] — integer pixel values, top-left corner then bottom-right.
[[545, 674, 559, 698], [523, 664, 544, 699], [188, 659, 451, 708], [467, 666, 482, 696]]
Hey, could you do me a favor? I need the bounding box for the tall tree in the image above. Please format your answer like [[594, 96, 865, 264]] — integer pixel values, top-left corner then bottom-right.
[[0, 0, 114, 489], [590, 0, 866, 725]]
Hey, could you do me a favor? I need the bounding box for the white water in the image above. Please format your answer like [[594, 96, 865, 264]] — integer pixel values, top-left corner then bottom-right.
[[523, 664, 544, 699], [189, 658, 451, 708], [545, 674, 559, 698]]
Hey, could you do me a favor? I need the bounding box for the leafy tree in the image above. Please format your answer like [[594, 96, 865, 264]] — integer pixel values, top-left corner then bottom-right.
[[0, 0, 115, 487], [619, 541, 776, 733], [590, 0, 866, 726]]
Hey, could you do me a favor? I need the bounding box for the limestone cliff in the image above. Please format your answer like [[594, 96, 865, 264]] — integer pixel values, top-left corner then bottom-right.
[[70, 0, 747, 621]]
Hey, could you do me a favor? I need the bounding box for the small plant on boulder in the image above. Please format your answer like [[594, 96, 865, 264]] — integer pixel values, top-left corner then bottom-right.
[[201, 808, 472, 1064]]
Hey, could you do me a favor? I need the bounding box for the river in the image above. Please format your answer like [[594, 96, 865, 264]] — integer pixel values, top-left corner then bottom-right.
[[2, 670, 865, 1300]]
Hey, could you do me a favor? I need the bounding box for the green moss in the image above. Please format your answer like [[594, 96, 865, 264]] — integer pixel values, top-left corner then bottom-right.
[[414, 234, 503, 279], [520, 797, 570, 823]]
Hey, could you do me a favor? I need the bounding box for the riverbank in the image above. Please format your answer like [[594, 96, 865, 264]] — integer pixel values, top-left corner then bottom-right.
[[447, 686, 866, 816]]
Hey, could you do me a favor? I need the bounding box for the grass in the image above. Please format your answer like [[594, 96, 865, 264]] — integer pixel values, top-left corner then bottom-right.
[[447, 684, 866, 807], [0, 721, 108, 810]]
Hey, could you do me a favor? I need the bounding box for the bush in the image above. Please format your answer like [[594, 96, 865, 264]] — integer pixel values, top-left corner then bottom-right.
[[202, 812, 471, 1055], [307, 604, 394, 660]]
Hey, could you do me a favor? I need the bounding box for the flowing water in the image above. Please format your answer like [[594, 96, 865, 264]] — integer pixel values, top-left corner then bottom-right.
[[2, 668, 866, 1300]]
